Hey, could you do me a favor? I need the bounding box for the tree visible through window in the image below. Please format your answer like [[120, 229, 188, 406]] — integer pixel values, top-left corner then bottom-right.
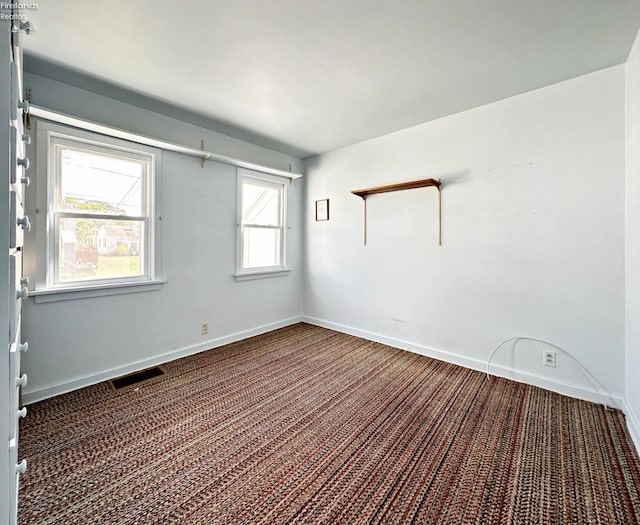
[[50, 136, 154, 286]]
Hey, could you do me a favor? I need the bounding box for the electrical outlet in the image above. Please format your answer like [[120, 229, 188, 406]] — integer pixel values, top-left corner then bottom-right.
[[543, 349, 556, 367], [201, 322, 209, 335]]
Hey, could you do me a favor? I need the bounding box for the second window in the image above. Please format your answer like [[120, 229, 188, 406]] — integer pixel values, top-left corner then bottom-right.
[[237, 170, 287, 274]]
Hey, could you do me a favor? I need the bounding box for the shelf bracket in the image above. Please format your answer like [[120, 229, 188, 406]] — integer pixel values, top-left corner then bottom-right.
[[436, 183, 442, 246], [363, 196, 368, 245]]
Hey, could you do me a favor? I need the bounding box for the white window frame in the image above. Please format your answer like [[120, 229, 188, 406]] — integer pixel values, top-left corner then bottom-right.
[[28, 120, 164, 302], [235, 169, 291, 281]]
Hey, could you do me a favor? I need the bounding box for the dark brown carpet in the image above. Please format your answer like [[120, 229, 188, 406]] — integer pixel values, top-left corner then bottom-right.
[[18, 323, 640, 524]]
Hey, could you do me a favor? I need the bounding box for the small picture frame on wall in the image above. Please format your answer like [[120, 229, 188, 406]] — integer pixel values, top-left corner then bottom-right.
[[315, 199, 330, 221]]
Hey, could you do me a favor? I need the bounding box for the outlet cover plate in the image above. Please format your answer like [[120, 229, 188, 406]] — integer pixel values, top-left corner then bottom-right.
[[543, 349, 556, 367]]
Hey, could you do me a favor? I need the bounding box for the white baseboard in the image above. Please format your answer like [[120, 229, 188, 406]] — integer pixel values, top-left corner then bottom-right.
[[302, 315, 623, 409], [25, 311, 632, 439], [23, 315, 303, 405], [622, 399, 640, 455]]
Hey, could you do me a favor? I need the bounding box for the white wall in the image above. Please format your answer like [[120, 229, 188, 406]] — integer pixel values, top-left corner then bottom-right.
[[625, 32, 640, 450], [21, 73, 304, 403], [304, 66, 626, 404]]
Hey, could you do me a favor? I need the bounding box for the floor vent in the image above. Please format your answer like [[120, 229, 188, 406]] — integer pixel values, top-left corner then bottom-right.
[[109, 366, 165, 390]]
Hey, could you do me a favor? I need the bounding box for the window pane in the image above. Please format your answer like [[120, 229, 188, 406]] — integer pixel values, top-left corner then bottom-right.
[[58, 217, 144, 282], [243, 227, 280, 268], [242, 182, 280, 226], [58, 146, 146, 216]]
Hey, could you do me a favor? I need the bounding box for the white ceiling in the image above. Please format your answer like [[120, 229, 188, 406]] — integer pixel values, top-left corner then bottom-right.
[[22, 0, 640, 158]]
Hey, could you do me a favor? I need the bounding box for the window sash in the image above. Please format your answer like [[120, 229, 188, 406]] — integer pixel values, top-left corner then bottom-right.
[[240, 224, 284, 270], [52, 138, 150, 218], [241, 179, 282, 227], [51, 214, 150, 287]]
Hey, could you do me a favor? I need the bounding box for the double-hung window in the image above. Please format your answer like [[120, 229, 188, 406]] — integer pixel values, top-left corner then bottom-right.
[[236, 169, 289, 279], [32, 122, 163, 300]]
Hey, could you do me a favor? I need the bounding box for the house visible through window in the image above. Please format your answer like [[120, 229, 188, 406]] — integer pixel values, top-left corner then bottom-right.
[[49, 134, 155, 287], [237, 170, 288, 278]]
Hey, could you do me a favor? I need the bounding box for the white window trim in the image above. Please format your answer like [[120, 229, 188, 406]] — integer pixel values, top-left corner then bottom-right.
[[28, 120, 164, 302], [234, 169, 291, 281]]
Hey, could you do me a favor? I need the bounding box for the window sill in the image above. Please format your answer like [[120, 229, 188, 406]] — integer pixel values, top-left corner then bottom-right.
[[233, 268, 292, 282], [29, 280, 166, 303]]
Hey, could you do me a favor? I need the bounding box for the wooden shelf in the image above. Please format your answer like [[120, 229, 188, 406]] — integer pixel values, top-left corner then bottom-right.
[[351, 178, 441, 199], [351, 178, 442, 246]]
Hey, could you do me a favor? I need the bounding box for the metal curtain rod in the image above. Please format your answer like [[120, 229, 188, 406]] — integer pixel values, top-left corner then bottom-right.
[[28, 105, 303, 181]]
